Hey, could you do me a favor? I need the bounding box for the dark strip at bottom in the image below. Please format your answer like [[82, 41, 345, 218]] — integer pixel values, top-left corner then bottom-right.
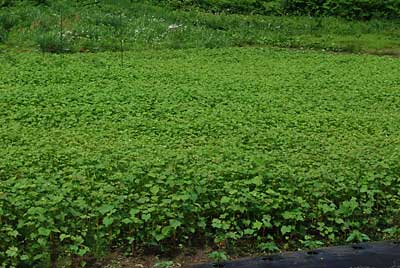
[[190, 241, 400, 268]]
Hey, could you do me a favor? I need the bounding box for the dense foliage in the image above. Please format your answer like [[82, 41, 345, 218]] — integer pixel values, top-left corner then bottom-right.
[[283, 0, 400, 20], [1, 1, 399, 55], [1, 0, 400, 19], [153, 0, 400, 19], [1, 48, 400, 267]]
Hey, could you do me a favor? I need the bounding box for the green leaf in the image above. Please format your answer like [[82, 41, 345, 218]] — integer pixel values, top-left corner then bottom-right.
[[212, 219, 222, 229], [60, 234, 71, 241], [248, 176, 263, 186], [208, 251, 228, 262], [346, 230, 370, 242], [6, 246, 18, 258], [122, 218, 132, 224], [252, 220, 263, 230], [258, 242, 279, 252], [318, 203, 335, 214], [142, 213, 151, 221], [38, 227, 51, 237], [129, 208, 139, 217], [77, 246, 90, 257], [244, 228, 254, 235], [281, 225, 293, 235], [221, 196, 230, 204], [162, 226, 172, 236], [103, 216, 114, 227], [169, 219, 182, 229], [98, 204, 115, 215], [335, 218, 345, 224], [339, 198, 358, 216], [154, 232, 166, 241], [150, 186, 160, 195]]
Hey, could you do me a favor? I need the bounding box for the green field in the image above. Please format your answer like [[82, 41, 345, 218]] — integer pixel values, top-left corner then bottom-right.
[[1, 48, 400, 266], [2, 1, 400, 267]]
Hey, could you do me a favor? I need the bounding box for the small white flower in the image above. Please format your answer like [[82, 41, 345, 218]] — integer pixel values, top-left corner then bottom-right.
[[168, 24, 183, 30]]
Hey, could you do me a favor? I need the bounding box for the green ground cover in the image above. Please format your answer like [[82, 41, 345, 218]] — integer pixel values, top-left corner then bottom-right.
[[1, 48, 400, 267], [1, 1, 400, 55]]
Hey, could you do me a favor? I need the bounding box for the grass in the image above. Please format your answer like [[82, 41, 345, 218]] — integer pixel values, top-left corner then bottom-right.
[[0, 1, 399, 54], [1, 47, 400, 267]]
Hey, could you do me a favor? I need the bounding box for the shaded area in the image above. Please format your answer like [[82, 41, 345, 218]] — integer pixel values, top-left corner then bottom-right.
[[192, 241, 400, 268]]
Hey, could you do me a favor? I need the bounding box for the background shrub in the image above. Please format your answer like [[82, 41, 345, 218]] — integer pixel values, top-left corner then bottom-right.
[[282, 0, 400, 20], [0, 0, 48, 7], [35, 31, 74, 53], [149, 0, 400, 19], [0, 13, 19, 43]]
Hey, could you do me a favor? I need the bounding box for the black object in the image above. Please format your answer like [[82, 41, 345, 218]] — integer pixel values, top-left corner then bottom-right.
[[191, 241, 400, 268]]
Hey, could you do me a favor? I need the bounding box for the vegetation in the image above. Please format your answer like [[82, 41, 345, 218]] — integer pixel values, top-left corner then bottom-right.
[[0, 1, 399, 55], [1, 1, 400, 267], [2, 0, 400, 19], [1, 48, 400, 267], [282, 0, 400, 19], [154, 0, 400, 20]]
